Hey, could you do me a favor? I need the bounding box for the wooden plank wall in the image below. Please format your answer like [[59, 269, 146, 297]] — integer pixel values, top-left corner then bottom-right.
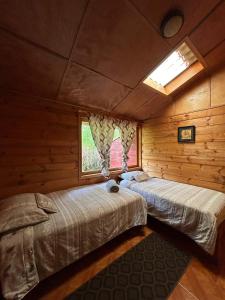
[[0, 92, 133, 199], [0, 93, 81, 199], [142, 65, 225, 193]]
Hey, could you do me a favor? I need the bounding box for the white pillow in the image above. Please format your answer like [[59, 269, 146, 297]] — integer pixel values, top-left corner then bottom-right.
[[120, 179, 134, 188], [134, 172, 149, 182], [120, 171, 144, 181]]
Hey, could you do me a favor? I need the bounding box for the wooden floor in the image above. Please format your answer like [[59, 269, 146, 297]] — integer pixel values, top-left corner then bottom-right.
[[23, 218, 225, 300]]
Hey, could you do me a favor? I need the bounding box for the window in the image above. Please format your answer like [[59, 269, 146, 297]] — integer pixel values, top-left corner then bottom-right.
[[81, 121, 138, 173], [110, 127, 137, 169], [143, 41, 204, 95], [81, 121, 101, 172]]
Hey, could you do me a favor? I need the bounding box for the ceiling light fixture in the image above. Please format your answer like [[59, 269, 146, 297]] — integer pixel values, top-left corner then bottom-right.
[[160, 10, 184, 38]]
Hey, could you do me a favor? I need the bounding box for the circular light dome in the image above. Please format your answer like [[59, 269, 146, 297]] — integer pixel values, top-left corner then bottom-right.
[[160, 10, 184, 38]]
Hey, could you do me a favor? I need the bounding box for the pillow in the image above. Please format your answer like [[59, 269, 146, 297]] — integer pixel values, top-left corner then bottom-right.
[[35, 193, 58, 213], [0, 193, 49, 235], [120, 171, 144, 181], [120, 179, 134, 188], [134, 172, 150, 182]]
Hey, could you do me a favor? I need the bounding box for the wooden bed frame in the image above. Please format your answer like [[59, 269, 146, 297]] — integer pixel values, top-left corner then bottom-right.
[[214, 219, 225, 270]]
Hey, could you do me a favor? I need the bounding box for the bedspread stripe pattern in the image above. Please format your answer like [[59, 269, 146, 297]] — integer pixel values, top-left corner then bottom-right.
[[121, 178, 225, 255], [0, 184, 147, 300]]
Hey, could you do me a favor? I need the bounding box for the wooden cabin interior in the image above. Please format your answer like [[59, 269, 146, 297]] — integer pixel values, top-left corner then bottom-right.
[[0, 1, 225, 299]]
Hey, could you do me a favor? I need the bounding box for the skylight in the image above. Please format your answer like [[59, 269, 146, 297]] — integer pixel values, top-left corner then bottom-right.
[[143, 42, 199, 89]]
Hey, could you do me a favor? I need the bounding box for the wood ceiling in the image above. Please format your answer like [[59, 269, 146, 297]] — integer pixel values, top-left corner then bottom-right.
[[0, 0, 224, 120]]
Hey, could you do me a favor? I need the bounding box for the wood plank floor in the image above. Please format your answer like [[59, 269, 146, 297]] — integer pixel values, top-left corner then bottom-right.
[[23, 219, 225, 300]]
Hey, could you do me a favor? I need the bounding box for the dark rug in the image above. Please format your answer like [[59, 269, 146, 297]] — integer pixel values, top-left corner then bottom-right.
[[66, 233, 191, 300]]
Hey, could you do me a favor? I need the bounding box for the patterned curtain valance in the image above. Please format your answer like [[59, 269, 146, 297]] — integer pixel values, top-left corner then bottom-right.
[[88, 113, 137, 176]]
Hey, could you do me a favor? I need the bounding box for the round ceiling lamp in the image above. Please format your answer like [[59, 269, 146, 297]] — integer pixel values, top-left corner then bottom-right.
[[160, 10, 184, 38]]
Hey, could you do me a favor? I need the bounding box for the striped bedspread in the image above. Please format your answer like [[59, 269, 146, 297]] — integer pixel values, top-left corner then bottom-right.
[[120, 178, 225, 255], [0, 183, 147, 300]]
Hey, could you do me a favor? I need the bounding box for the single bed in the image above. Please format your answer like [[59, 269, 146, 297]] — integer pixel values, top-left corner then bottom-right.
[[120, 177, 225, 257], [0, 183, 147, 300]]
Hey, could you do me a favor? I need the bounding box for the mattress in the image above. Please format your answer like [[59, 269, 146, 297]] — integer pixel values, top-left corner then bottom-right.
[[0, 183, 147, 300], [120, 177, 225, 255]]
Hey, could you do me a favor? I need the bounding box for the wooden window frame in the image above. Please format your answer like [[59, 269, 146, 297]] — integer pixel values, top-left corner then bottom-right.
[[78, 115, 142, 179], [143, 37, 207, 96]]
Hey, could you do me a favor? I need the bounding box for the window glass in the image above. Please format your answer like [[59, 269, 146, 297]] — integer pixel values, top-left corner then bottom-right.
[[144, 42, 197, 87], [81, 122, 138, 172], [81, 122, 101, 172], [110, 128, 137, 168]]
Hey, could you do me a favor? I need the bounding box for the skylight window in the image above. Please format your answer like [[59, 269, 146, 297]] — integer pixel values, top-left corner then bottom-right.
[[143, 42, 204, 95]]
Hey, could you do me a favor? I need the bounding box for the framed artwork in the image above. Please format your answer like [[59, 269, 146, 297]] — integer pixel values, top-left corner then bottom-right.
[[178, 126, 195, 143]]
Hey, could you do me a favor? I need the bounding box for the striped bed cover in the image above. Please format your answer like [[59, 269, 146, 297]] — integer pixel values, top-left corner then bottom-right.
[[120, 178, 225, 255], [0, 183, 147, 300]]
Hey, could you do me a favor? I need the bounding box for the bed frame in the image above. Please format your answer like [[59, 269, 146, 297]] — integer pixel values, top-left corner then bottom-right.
[[214, 220, 225, 270]]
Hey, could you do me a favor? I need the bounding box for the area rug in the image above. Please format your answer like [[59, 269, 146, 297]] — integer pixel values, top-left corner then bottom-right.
[[66, 232, 191, 300]]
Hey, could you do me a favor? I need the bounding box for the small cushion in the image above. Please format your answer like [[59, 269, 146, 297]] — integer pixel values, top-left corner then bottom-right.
[[35, 193, 58, 213], [120, 179, 134, 188], [120, 171, 144, 181], [0, 193, 49, 235], [134, 172, 150, 182]]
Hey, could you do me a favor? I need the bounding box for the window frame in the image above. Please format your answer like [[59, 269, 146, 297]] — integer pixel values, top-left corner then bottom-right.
[[143, 37, 206, 95], [79, 115, 141, 179]]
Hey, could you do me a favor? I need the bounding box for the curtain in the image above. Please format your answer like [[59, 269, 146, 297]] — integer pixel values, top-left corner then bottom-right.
[[117, 120, 137, 172], [88, 113, 116, 177]]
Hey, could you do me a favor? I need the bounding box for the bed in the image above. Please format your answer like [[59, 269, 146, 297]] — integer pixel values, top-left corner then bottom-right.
[[120, 177, 225, 257], [0, 183, 147, 300]]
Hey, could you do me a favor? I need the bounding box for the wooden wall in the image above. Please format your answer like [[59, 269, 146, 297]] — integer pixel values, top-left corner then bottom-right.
[[0, 92, 112, 199], [142, 65, 225, 193], [0, 92, 139, 199], [0, 92, 81, 199]]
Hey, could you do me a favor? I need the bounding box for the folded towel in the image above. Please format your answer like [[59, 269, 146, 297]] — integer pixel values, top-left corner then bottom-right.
[[106, 179, 119, 193]]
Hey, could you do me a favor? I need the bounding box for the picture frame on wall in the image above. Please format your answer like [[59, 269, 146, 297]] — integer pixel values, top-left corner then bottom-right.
[[178, 126, 195, 143]]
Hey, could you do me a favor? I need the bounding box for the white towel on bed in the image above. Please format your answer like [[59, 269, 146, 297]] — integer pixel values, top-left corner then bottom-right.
[[105, 180, 119, 193]]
